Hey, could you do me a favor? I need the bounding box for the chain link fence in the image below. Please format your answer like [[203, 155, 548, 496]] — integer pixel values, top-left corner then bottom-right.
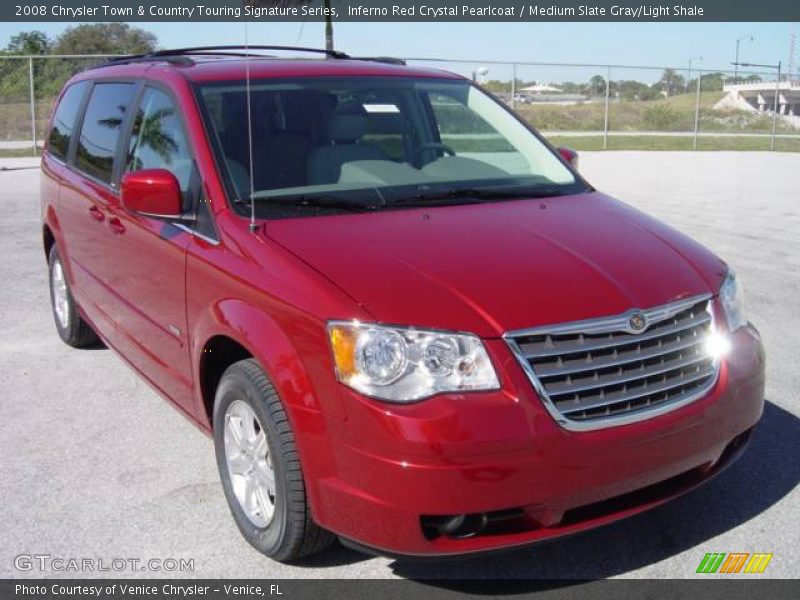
[[405, 58, 800, 152], [0, 55, 115, 154], [1, 54, 798, 155]]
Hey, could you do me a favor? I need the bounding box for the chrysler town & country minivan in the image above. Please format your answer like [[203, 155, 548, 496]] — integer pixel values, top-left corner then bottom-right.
[[41, 46, 765, 561]]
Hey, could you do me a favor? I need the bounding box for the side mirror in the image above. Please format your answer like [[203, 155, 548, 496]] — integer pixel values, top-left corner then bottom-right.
[[557, 147, 579, 170], [120, 169, 182, 219]]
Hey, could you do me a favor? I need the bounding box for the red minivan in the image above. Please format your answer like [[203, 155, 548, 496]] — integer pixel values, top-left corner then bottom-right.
[[41, 47, 765, 561]]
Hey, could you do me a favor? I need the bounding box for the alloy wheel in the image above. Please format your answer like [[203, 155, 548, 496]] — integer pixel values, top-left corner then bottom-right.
[[223, 399, 276, 528], [51, 259, 70, 330]]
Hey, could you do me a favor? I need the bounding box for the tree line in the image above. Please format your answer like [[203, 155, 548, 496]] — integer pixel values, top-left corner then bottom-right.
[[484, 68, 764, 101], [0, 25, 158, 102], [2, 25, 157, 56]]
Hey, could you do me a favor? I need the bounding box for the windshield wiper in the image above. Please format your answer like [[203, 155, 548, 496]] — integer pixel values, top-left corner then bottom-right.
[[250, 194, 382, 213], [388, 185, 568, 208], [243, 184, 570, 213]]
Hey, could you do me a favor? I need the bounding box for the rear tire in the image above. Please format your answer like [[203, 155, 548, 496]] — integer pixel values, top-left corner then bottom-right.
[[213, 358, 334, 562], [48, 246, 100, 348]]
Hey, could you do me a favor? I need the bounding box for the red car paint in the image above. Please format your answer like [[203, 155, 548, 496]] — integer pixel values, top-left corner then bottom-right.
[[41, 56, 765, 557]]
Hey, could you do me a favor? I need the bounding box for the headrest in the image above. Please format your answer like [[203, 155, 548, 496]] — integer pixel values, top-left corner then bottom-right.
[[328, 105, 369, 143], [221, 92, 246, 131], [280, 90, 336, 136]]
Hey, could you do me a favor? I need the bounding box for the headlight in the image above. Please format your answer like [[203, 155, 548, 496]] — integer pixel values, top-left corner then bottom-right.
[[719, 269, 747, 331], [328, 322, 500, 402]]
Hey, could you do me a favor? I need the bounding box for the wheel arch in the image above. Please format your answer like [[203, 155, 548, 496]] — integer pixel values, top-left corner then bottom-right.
[[193, 298, 341, 430], [43, 224, 55, 262], [198, 334, 253, 429]]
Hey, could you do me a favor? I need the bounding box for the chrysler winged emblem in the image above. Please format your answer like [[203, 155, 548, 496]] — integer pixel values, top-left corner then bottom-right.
[[629, 312, 647, 332]]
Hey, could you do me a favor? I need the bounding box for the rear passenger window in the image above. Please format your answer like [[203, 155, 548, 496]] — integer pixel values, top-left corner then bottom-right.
[[47, 81, 88, 161], [75, 83, 136, 184]]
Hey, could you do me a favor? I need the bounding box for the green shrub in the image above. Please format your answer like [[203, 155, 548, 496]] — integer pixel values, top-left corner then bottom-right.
[[643, 104, 682, 130]]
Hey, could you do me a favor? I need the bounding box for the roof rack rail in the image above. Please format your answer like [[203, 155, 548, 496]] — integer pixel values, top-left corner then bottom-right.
[[352, 56, 407, 66], [150, 45, 350, 59], [99, 53, 195, 68], [92, 46, 406, 70], [97, 45, 349, 68]]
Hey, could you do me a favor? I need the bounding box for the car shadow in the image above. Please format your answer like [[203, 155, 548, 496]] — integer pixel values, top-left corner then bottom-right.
[[383, 400, 799, 583]]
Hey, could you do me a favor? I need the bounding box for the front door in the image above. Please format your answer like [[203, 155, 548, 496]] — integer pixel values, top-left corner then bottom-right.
[[105, 86, 195, 409]]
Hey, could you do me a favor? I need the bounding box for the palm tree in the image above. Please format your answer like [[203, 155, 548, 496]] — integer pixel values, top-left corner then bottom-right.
[[658, 69, 686, 97], [246, 0, 335, 51], [588, 75, 606, 97]]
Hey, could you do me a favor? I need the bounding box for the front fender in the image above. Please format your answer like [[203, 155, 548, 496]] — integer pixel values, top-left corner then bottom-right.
[[191, 298, 347, 425], [191, 298, 350, 517]]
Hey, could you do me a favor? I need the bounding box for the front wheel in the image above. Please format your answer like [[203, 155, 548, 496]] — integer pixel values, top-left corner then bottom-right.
[[212, 359, 334, 562]]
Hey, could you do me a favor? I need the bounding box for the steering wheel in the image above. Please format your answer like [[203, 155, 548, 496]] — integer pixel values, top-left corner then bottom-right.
[[411, 142, 456, 162]]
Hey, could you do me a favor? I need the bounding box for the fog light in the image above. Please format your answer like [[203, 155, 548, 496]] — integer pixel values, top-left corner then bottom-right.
[[705, 331, 731, 359]]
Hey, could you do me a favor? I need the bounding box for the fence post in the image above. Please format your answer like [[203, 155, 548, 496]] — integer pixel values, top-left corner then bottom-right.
[[693, 75, 702, 150], [511, 63, 517, 110], [28, 57, 37, 157], [603, 65, 610, 149], [771, 62, 781, 151]]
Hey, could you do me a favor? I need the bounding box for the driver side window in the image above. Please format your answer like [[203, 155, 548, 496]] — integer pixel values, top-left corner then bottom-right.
[[126, 88, 192, 195], [126, 86, 217, 240]]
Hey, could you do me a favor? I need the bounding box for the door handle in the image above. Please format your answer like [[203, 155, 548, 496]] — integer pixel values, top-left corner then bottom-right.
[[88, 205, 105, 222], [109, 217, 126, 235]]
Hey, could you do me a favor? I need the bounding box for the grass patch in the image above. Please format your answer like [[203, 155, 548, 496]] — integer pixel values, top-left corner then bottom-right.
[[546, 135, 800, 152], [516, 91, 796, 134], [0, 147, 41, 158], [0, 100, 54, 141]]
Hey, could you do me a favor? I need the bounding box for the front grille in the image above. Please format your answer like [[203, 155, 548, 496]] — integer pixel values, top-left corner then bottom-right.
[[506, 295, 719, 430]]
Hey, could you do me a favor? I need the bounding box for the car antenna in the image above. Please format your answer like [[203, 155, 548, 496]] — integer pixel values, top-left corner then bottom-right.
[[244, 22, 258, 234]]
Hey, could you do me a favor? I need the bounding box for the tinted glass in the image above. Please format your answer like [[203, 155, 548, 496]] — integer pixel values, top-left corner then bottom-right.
[[429, 91, 513, 150], [196, 77, 583, 220], [75, 83, 136, 183], [126, 88, 192, 192], [126, 87, 214, 237], [47, 81, 88, 160]]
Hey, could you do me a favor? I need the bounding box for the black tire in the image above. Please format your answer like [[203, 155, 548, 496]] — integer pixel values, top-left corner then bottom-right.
[[48, 245, 100, 348], [213, 358, 334, 562]]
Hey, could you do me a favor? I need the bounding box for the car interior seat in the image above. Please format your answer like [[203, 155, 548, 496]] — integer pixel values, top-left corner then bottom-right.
[[263, 90, 334, 190], [307, 102, 390, 185]]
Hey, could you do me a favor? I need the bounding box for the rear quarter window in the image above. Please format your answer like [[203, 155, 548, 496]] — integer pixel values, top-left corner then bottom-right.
[[75, 83, 136, 184], [46, 81, 89, 161]]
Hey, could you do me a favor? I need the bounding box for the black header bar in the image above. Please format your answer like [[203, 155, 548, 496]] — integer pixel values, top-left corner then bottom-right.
[[2, 579, 800, 600], [4, 0, 800, 22]]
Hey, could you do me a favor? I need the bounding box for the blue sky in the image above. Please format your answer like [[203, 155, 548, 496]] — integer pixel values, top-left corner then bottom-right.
[[1, 21, 795, 82]]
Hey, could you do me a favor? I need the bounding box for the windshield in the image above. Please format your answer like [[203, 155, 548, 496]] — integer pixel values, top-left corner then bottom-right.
[[195, 76, 587, 218]]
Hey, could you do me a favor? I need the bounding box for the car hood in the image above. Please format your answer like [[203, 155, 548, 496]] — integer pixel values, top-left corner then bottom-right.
[[266, 192, 726, 337]]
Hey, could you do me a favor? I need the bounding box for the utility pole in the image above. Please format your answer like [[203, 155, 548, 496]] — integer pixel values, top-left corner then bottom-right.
[[734, 34, 753, 83], [324, 0, 333, 51]]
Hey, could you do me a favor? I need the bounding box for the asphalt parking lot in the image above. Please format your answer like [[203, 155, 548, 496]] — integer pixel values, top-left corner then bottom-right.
[[1, 152, 798, 579]]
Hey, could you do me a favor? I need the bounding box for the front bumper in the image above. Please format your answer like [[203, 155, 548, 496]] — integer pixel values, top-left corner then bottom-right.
[[310, 324, 765, 557]]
